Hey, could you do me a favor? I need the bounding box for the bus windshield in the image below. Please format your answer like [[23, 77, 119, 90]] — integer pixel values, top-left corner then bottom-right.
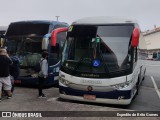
[[62, 25, 134, 77], [6, 37, 42, 68], [4, 22, 50, 68]]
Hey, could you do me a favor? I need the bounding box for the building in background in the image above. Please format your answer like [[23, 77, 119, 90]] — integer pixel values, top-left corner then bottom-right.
[[143, 26, 160, 60]]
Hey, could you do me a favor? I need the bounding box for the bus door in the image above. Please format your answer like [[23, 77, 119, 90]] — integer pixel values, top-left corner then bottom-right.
[[158, 52, 160, 60]]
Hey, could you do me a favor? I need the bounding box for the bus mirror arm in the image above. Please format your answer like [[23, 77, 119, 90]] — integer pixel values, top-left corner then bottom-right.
[[131, 28, 140, 47], [51, 27, 68, 47]]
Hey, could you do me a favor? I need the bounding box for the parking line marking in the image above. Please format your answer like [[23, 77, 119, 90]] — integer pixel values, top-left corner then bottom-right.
[[147, 65, 160, 67], [151, 76, 160, 99], [47, 97, 58, 101]]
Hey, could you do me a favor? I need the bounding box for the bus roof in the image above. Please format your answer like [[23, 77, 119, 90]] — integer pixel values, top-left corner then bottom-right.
[[72, 16, 138, 25], [0, 26, 8, 34], [9, 20, 68, 26], [5, 20, 68, 37]]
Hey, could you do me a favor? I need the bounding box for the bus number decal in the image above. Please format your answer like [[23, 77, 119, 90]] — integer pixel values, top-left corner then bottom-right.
[[68, 26, 73, 32]]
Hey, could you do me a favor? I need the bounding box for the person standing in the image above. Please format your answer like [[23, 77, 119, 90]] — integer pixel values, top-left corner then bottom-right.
[[38, 51, 48, 98], [9, 55, 20, 93], [0, 48, 12, 101]]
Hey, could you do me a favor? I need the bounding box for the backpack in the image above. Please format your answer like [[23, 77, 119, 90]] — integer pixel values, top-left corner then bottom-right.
[[34, 59, 44, 72], [10, 56, 20, 79]]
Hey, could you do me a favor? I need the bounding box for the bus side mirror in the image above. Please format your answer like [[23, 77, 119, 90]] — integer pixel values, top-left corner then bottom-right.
[[131, 28, 140, 47], [0, 35, 5, 47], [51, 27, 68, 46], [42, 37, 49, 50]]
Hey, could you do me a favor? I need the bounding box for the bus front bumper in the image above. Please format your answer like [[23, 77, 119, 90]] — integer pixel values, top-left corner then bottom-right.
[[59, 86, 133, 105], [60, 94, 132, 105]]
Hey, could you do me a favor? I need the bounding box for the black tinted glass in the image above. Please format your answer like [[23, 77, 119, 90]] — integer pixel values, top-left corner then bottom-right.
[[6, 23, 50, 36]]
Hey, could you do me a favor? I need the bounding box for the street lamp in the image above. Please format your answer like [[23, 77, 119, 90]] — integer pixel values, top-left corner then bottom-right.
[[55, 16, 60, 21]]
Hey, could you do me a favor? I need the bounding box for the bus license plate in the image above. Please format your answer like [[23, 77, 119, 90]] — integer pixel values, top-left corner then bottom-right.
[[83, 94, 96, 100]]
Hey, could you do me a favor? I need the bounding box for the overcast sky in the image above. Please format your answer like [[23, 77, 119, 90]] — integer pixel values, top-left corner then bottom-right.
[[0, 0, 160, 31]]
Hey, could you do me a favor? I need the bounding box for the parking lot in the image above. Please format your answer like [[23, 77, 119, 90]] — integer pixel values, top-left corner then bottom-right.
[[0, 60, 160, 120]]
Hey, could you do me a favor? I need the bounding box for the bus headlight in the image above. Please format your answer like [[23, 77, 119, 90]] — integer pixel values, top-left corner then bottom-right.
[[111, 81, 132, 89], [59, 77, 70, 85]]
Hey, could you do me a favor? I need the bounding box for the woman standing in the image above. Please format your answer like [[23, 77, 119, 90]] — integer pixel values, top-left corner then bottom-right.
[[38, 51, 48, 98]]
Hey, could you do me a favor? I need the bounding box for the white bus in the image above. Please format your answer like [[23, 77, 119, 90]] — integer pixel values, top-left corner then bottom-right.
[[59, 16, 146, 105]]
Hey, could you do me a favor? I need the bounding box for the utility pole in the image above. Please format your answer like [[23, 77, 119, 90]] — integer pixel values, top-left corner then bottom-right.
[[55, 16, 60, 21]]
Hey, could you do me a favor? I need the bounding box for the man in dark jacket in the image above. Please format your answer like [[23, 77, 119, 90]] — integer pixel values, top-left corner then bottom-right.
[[0, 48, 12, 101], [10, 56, 20, 93]]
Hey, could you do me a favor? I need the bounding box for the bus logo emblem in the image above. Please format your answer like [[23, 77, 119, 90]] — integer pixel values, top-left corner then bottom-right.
[[87, 86, 93, 91]]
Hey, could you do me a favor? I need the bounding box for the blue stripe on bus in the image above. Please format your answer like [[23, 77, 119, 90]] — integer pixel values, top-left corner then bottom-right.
[[15, 74, 58, 86], [59, 86, 132, 99]]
